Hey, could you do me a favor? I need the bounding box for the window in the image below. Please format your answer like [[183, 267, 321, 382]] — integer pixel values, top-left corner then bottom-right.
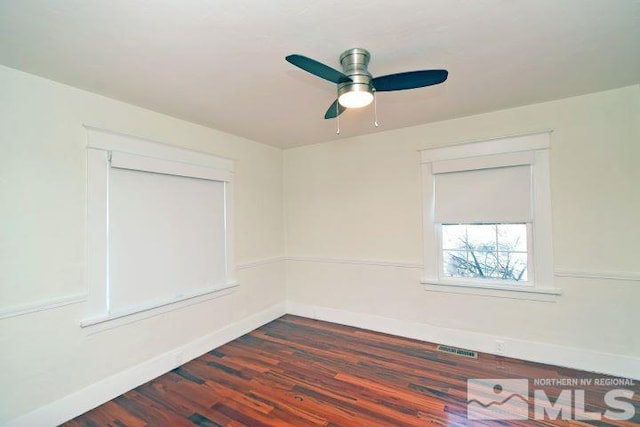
[[420, 132, 561, 301], [441, 223, 529, 281], [82, 127, 236, 327]]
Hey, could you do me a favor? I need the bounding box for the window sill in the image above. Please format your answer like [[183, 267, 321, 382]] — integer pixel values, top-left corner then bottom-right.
[[80, 282, 238, 333], [421, 279, 561, 302]]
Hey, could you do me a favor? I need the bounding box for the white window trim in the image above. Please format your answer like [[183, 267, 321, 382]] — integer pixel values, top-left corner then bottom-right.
[[83, 126, 237, 328], [420, 131, 561, 302]]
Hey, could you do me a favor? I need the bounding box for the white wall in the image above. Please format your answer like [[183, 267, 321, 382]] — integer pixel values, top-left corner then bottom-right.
[[285, 86, 640, 372], [0, 65, 285, 423]]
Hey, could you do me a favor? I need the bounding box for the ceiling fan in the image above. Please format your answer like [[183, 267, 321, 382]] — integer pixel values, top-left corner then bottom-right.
[[285, 48, 448, 119]]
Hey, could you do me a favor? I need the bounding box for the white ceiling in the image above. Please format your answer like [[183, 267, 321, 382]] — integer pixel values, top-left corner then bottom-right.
[[0, 1, 638, 148]]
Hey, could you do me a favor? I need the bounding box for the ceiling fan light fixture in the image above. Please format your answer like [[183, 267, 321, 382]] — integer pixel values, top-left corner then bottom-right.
[[338, 89, 374, 109]]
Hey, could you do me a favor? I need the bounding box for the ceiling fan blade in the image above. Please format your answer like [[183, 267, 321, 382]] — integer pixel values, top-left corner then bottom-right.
[[324, 99, 347, 119], [372, 69, 448, 92], [286, 54, 352, 84]]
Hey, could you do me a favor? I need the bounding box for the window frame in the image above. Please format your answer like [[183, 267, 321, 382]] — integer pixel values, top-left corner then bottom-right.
[[82, 126, 237, 328], [420, 132, 561, 302]]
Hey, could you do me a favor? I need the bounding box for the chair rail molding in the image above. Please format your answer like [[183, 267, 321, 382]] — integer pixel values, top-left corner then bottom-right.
[[0, 293, 87, 320], [285, 256, 640, 282], [286, 256, 423, 269], [554, 269, 640, 282], [236, 256, 286, 270]]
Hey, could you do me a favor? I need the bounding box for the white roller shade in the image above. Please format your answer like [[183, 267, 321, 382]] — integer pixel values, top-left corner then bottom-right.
[[434, 165, 532, 223], [109, 167, 227, 314]]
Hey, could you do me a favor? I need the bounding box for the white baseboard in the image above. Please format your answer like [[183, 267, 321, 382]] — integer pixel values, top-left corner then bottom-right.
[[286, 301, 640, 381], [5, 302, 286, 427]]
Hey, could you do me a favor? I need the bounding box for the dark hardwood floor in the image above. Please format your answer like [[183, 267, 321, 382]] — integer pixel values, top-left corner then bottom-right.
[[64, 315, 639, 426]]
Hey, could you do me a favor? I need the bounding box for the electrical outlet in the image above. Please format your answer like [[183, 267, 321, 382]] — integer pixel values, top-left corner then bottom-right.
[[495, 340, 506, 355]]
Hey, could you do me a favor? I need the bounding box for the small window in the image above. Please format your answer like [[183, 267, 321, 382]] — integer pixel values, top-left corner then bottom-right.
[[441, 223, 529, 282], [420, 132, 561, 301]]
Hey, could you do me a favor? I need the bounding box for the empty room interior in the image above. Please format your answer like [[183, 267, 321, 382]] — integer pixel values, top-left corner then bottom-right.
[[1, 1, 639, 426]]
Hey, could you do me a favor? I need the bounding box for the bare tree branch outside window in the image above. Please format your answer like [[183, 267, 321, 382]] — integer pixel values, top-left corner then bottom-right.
[[442, 224, 528, 281]]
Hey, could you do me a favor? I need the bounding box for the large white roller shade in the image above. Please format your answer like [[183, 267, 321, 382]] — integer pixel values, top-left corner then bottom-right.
[[108, 166, 227, 314]]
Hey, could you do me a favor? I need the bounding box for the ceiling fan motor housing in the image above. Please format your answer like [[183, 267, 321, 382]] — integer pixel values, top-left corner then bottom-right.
[[338, 48, 374, 101]]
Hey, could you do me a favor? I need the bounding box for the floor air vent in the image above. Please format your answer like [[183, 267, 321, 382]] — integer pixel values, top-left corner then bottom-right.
[[436, 345, 478, 359]]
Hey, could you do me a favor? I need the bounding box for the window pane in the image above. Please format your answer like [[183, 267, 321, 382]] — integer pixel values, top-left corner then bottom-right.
[[442, 224, 467, 250], [440, 223, 529, 282], [497, 252, 528, 281], [443, 250, 470, 277], [467, 224, 497, 252], [472, 250, 500, 278], [445, 249, 505, 279], [498, 224, 527, 252]]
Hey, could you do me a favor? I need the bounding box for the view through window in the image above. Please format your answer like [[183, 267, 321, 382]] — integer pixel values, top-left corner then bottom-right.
[[442, 223, 528, 281]]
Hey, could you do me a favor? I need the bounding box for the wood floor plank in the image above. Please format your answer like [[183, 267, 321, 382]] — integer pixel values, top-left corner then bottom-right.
[[63, 315, 640, 426]]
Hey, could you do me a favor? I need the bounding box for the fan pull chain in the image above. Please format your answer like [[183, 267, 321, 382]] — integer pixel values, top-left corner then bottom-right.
[[373, 90, 379, 127], [336, 102, 340, 134]]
